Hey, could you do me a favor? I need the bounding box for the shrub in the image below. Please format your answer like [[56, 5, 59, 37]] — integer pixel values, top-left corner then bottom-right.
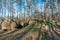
[[16, 24, 23, 29], [15, 20, 23, 29]]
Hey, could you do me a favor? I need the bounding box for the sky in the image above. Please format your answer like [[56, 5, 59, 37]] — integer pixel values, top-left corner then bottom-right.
[[0, 0, 59, 17], [0, 0, 45, 17]]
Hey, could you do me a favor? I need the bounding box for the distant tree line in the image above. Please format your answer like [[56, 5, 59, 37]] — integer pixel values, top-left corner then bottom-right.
[[0, 0, 60, 21]]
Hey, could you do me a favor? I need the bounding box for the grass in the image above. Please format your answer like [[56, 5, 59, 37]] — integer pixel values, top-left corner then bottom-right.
[[0, 34, 3, 37], [0, 34, 13, 39], [35, 38, 39, 40], [0, 20, 60, 40], [25, 37, 32, 40], [32, 28, 40, 32]]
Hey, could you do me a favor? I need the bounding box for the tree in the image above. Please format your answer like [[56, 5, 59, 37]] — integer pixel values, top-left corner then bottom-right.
[[1, 0, 4, 19], [44, 0, 49, 20], [0, 1, 2, 19], [10, 0, 15, 20], [17, 0, 22, 19]]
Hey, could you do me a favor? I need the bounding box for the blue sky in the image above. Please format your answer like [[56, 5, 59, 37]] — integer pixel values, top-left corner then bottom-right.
[[0, 0, 45, 17], [0, 0, 59, 17]]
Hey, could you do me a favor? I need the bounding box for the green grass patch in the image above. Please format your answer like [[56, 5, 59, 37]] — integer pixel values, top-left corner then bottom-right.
[[0, 34, 13, 38], [25, 37, 32, 40], [0, 34, 3, 37]]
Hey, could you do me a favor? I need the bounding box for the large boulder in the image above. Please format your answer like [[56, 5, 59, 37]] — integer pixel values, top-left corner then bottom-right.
[[42, 23, 49, 31], [29, 20, 35, 25], [1, 19, 11, 30], [1, 19, 17, 31], [0, 20, 2, 29], [10, 22, 17, 30]]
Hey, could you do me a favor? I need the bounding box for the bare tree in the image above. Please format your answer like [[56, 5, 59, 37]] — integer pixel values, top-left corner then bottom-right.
[[1, 0, 4, 19]]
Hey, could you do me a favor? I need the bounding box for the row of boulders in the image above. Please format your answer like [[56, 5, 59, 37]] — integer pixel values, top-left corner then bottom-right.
[[1, 18, 58, 31], [0, 18, 35, 31]]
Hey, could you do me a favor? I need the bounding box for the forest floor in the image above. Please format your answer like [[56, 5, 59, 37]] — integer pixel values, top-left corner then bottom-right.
[[0, 20, 60, 40]]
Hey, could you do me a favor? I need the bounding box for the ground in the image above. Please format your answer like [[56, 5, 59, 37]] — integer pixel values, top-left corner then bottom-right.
[[0, 20, 60, 40]]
